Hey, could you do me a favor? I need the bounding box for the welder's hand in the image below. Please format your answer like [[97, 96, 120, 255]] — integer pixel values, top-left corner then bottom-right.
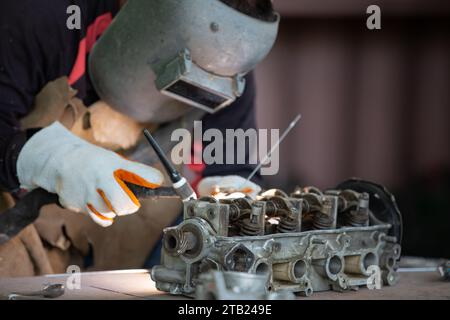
[[17, 122, 164, 227], [197, 176, 261, 199]]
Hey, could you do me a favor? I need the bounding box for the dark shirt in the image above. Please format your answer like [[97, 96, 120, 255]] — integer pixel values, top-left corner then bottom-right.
[[0, 0, 260, 193]]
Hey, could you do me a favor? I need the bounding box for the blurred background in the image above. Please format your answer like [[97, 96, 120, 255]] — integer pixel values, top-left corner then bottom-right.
[[254, 0, 450, 258]]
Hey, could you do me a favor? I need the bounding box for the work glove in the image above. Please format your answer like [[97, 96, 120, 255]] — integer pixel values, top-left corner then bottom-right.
[[197, 175, 261, 199], [17, 122, 164, 227]]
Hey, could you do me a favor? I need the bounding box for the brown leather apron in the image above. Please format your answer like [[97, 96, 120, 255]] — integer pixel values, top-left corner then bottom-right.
[[0, 77, 182, 276]]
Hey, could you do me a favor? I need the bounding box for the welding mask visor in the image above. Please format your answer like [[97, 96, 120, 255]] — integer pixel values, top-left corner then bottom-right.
[[89, 0, 280, 122]]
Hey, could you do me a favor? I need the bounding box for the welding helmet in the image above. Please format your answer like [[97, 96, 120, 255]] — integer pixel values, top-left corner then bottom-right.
[[89, 0, 279, 123]]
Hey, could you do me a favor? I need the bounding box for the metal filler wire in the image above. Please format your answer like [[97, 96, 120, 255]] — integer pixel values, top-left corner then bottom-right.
[[240, 113, 302, 189]]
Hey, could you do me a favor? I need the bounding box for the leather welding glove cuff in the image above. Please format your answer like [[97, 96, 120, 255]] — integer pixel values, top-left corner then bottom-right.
[[197, 175, 261, 199], [16, 122, 164, 227]]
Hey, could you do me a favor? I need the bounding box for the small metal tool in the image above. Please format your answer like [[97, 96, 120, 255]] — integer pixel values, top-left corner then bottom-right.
[[398, 267, 439, 273], [143, 129, 197, 202], [398, 260, 450, 281], [8, 283, 65, 300]]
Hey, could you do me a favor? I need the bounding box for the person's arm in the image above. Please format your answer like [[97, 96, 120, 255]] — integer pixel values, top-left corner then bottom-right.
[[0, 15, 47, 193], [0, 118, 28, 193], [0, 0, 115, 183], [0, 1, 163, 228]]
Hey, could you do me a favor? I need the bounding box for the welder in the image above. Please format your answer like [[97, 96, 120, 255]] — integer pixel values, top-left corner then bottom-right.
[[0, 0, 279, 275]]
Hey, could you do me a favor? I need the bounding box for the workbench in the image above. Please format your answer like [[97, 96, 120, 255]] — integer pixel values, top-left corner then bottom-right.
[[0, 269, 448, 300]]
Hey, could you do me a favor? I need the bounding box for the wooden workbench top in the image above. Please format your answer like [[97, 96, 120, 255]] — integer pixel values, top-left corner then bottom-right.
[[0, 269, 448, 300]]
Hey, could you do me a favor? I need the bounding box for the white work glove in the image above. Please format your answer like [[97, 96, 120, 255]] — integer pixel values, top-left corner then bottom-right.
[[17, 122, 164, 227], [197, 175, 261, 199]]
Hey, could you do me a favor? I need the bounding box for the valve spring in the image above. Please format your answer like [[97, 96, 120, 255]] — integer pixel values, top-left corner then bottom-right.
[[339, 210, 369, 227], [238, 218, 262, 236], [229, 205, 240, 222], [277, 217, 298, 233], [311, 212, 334, 230]]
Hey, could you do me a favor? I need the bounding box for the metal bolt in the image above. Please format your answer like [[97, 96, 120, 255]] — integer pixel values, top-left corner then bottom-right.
[[210, 22, 219, 32], [207, 208, 215, 219], [188, 206, 195, 217]]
